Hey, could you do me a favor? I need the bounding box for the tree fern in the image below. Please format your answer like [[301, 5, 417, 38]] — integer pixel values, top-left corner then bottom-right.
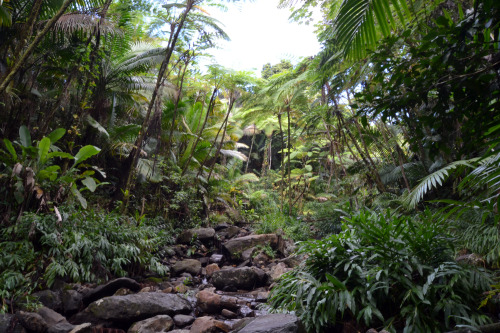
[[403, 159, 478, 209]]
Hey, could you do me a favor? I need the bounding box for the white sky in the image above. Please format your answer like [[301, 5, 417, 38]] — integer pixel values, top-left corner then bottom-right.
[[202, 0, 321, 76]]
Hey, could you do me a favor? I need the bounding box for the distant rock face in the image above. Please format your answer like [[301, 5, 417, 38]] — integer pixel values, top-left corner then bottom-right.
[[177, 228, 215, 244], [127, 315, 173, 333], [232, 314, 306, 333], [223, 234, 278, 260], [75, 292, 191, 325], [172, 259, 202, 276], [211, 267, 267, 290]]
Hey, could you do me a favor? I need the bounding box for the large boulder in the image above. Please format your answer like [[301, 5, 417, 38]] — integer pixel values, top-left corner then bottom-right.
[[32, 290, 62, 312], [62, 290, 82, 314], [211, 267, 267, 290], [16, 311, 48, 332], [74, 292, 191, 325], [172, 259, 202, 276], [127, 315, 174, 333], [177, 228, 215, 244], [223, 235, 278, 260], [37, 307, 75, 333], [232, 314, 305, 333], [0, 313, 27, 333], [82, 277, 140, 306]]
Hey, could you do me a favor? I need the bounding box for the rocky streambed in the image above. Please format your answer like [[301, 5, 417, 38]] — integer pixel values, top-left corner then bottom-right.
[[0, 224, 308, 333]]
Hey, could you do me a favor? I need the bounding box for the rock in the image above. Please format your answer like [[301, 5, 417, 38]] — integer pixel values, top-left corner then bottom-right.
[[252, 252, 271, 267], [190, 316, 230, 333], [127, 315, 173, 333], [366, 329, 378, 333], [0, 313, 27, 333], [17, 311, 48, 332], [221, 309, 237, 319], [225, 226, 241, 239], [280, 255, 304, 268], [232, 314, 305, 333], [82, 277, 140, 306], [170, 330, 190, 333], [241, 248, 255, 262], [173, 314, 195, 327], [172, 259, 202, 276], [223, 234, 278, 260], [174, 284, 189, 293], [177, 228, 215, 244], [68, 323, 92, 333], [74, 293, 191, 325], [35, 306, 76, 333], [211, 267, 267, 290], [33, 290, 62, 312], [214, 223, 230, 231], [210, 254, 224, 264], [205, 263, 220, 277], [269, 263, 291, 282], [62, 290, 82, 314], [48, 322, 75, 333], [114, 288, 134, 296], [196, 290, 221, 313]]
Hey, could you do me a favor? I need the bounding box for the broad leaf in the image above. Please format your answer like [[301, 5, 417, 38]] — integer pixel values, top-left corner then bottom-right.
[[19, 125, 31, 147], [3, 139, 17, 161], [46, 128, 66, 144], [81, 177, 97, 192], [37, 137, 51, 165], [71, 186, 87, 209], [73, 145, 101, 167]]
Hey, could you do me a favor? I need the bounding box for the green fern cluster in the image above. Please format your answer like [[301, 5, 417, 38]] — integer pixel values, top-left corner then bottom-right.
[[269, 209, 492, 332], [0, 208, 170, 312]]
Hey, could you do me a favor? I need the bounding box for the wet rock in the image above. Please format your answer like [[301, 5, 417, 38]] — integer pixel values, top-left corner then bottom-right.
[[205, 263, 220, 277], [68, 323, 92, 333], [62, 290, 82, 314], [190, 316, 231, 333], [232, 314, 305, 333], [221, 309, 237, 319], [196, 290, 221, 314], [210, 254, 224, 264], [17, 311, 48, 332], [174, 284, 189, 294], [269, 263, 291, 282], [172, 259, 201, 276], [0, 313, 27, 333], [74, 292, 191, 325], [223, 234, 278, 260], [33, 290, 62, 312], [82, 277, 140, 306], [211, 267, 267, 291], [177, 228, 215, 244], [127, 315, 173, 333], [173, 314, 195, 327]]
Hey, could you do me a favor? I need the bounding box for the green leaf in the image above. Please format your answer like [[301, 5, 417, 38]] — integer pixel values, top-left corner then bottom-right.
[[71, 186, 87, 209], [86, 115, 109, 138], [46, 128, 66, 144], [48, 151, 74, 160], [3, 139, 17, 161], [73, 145, 101, 167], [19, 125, 31, 147], [38, 165, 60, 181], [37, 137, 51, 165], [81, 177, 97, 192]]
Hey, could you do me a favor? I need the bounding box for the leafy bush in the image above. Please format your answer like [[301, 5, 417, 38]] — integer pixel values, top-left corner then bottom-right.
[[302, 201, 348, 237], [0, 208, 170, 312], [269, 209, 492, 332]]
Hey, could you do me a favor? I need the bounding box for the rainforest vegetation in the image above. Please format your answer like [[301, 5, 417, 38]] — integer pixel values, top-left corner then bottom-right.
[[0, 0, 499, 332]]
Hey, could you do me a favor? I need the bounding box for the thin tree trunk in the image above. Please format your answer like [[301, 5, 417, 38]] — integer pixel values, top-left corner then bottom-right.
[[0, 0, 76, 94], [245, 125, 256, 173], [123, 1, 194, 209], [183, 86, 217, 176], [278, 114, 285, 212], [287, 107, 292, 216], [206, 97, 235, 182]]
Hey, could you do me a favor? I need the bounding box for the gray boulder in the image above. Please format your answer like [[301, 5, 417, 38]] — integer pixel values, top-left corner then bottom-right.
[[62, 290, 82, 314], [177, 228, 215, 244], [32, 290, 62, 312], [82, 277, 140, 306], [0, 313, 27, 332], [211, 267, 267, 290], [128, 315, 174, 333], [75, 292, 191, 325], [172, 259, 201, 276], [223, 234, 278, 260], [232, 314, 305, 333]]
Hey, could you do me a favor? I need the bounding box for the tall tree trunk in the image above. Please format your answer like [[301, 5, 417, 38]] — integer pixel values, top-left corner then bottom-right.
[[278, 114, 285, 212], [245, 125, 256, 174], [123, 1, 194, 210], [0, 0, 76, 94], [287, 106, 292, 216]]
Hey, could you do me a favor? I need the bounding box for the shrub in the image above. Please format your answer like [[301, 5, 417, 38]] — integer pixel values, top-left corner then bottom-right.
[[302, 201, 348, 237], [0, 207, 170, 312], [269, 209, 492, 332]]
